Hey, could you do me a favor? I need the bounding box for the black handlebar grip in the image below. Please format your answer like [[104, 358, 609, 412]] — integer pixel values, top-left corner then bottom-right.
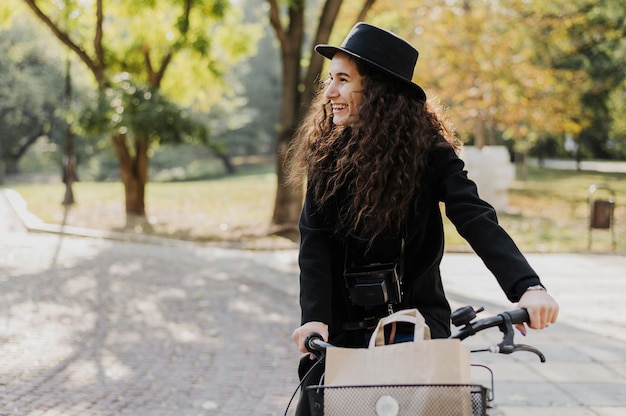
[[504, 308, 530, 325], [304, 332, 324, 354]]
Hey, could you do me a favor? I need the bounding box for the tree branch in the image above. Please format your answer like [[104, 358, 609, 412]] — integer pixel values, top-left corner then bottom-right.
[[355, 0, 376, 23], [94, 0, 105, 82], [302, 0, 343, 107], [21, 0, 104, 84], [155, 52, 173, 89], [267, 0, 289, 53], [142, 45, 157, 86], [152, 0, 189, 88], [180, 0, 193, 35], [15, 129, 44, 159]]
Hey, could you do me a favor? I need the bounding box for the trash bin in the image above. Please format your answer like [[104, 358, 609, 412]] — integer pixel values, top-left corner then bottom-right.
[[588, 184, 616, 251], [590, 200, 614, 229]]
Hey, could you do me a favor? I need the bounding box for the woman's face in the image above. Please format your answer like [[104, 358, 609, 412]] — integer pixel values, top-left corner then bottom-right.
[[324, 52, 364, 126]]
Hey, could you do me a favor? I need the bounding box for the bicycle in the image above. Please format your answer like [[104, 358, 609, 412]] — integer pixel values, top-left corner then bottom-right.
[[286, 306, 546, 416]]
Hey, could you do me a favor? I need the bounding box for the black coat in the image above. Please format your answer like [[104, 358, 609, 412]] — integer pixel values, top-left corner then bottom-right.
[[297, 145, 542, 346]]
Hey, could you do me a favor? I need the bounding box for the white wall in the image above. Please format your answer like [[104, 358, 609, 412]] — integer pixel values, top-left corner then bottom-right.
[[459, 146, 514, 212]]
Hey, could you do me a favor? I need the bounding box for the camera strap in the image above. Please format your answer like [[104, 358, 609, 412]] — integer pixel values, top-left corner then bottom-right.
[[343, 234, 406, 276], [397, 237, 406, 282]]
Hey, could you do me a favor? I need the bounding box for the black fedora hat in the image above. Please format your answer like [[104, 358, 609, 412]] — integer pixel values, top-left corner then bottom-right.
[[315, 22, 427, 102]]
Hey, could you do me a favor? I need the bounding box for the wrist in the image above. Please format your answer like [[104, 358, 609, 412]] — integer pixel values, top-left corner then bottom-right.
[[525, 284, 546, 293]]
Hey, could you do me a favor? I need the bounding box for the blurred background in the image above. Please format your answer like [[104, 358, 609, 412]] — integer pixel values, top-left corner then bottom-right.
[[1, 0, 624, 252]]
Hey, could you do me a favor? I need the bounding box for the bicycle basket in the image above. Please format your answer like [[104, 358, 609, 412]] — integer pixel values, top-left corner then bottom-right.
[[306, 384, 490, 416]]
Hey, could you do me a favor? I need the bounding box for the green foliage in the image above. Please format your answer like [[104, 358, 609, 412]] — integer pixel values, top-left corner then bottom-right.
[[6, 0, 626, 193], [0, 21, 67, 173], [608, 81, 626, 158], [16, 0, 261, 150], [365, 0, 626, 159], [379, 1, 568, 148], [79, 74, 210, 146], [0, 2, 19, 25], [511, 0, 626, 158]]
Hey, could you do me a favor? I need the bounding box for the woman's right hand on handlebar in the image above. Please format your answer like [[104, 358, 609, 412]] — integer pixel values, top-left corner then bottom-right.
[[516, 289, 559, 334], [292, 321, 329, 354]]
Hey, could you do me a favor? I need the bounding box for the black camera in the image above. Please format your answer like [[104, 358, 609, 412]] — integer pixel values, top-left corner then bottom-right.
[[344, 261, 403, 306], [343, 235, 405, 307]]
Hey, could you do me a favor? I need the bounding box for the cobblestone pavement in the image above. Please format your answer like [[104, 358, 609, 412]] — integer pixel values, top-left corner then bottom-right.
[[2, 189, 626, 416], [0, 190, 302, 415]]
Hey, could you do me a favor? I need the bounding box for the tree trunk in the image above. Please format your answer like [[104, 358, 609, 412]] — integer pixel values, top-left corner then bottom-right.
[[5, 157, 19, 175], [62, 58, 76, 206], [0, 139, 3, 184], [111, 133, 151, 228], [214, 152, 236, 174], [272, 127, 303, 240], [269, 3, 306, 238], [2, 132, 43, 176], [268, 0, 347, 237]]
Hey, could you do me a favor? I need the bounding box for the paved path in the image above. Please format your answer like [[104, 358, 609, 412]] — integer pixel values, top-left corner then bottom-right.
[[1, 189, 626, 415], [441, 254, 626, 416], [0, 190, 302, 415], [530, 159, 626, 174]]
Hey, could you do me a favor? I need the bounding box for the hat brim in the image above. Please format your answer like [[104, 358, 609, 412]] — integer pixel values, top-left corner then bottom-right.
[[315, 45, 427, 102]]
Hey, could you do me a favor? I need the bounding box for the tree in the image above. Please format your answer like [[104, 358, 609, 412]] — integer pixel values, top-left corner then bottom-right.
[[18, 0, 258, 225], [403, 0, 625, 160], [524, 0, 626, 159], [0, 21, 67, 178], [79, 74, 215, 213], [233, 1, 282, 158], [377, 0, 583, 153], [266, 0, 376, 237], [608, 80, 626, 158]]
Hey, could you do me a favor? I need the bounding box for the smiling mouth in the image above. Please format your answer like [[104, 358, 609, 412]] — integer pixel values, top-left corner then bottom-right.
[[332, 104, 348, 112]]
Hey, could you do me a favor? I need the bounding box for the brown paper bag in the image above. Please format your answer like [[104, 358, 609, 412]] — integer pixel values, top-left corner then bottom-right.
[[326, 309, 470, 385], [370, 308, 431, 347], [322, 309, 473, 415]]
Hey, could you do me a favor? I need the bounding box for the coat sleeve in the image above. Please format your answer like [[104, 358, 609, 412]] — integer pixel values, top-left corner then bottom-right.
[[434, 148, 543, 302], [298, 188, 335, 325]]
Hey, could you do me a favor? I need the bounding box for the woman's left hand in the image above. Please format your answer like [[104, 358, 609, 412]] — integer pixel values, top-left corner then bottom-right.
[[515, 289, 559, 334]]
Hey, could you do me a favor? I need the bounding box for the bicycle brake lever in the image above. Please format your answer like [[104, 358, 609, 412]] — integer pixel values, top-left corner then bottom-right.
[[488, 343, 546, 362], [496, 312, 516, 354], [512, 344, 546, 362], [493, 312, 546, 362]]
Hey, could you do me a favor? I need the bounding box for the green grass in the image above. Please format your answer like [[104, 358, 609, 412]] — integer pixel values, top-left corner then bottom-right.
[[4, 165, 625, 252], [5, 167, 277, 243], [443, 166, 626, 253]]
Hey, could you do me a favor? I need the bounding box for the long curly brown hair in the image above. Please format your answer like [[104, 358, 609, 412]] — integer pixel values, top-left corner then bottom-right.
[[287, 56, 460, 242]]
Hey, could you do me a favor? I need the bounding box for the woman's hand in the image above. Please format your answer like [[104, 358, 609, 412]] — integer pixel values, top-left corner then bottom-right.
[[292, 321, 329, 354], [515, 289, 559, 334]]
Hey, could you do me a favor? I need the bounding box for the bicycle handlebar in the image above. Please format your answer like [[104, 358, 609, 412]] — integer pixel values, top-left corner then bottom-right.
[[304, 306, 545, 362], [451, 308, 529, 340], [304, 333, 332, 357], [450, 307, 545, 362]]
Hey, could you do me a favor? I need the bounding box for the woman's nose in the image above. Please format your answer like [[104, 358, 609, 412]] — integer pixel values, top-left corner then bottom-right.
[[325, 80, 338, 99]]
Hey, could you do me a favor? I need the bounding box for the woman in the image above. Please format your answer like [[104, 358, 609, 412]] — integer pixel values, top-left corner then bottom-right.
[[288, 22, 559, 415]]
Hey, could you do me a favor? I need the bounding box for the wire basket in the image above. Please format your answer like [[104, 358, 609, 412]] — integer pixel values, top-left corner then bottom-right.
[[306, 384, 490, 416]]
